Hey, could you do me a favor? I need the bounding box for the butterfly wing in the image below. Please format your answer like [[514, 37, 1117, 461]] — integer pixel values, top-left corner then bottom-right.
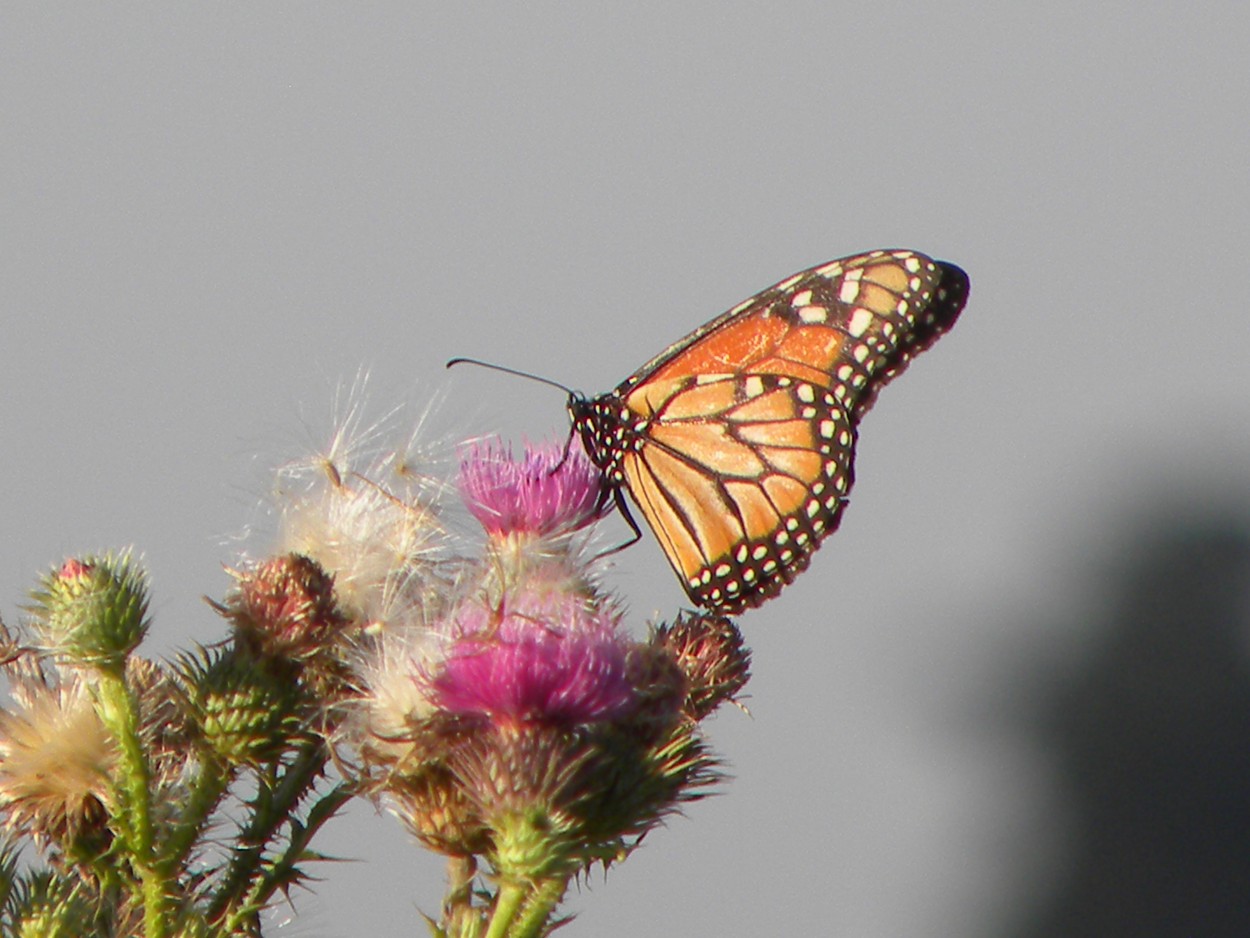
[[616, 372, 857, 609], [578, 249, 968, 612]]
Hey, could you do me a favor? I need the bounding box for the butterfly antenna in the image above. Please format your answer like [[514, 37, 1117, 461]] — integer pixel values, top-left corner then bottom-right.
[[447, 357, 588, 478], [445, 358, 575, 396]]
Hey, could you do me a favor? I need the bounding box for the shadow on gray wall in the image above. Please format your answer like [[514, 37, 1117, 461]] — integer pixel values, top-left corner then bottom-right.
[[1011, 489, 1250, 937]]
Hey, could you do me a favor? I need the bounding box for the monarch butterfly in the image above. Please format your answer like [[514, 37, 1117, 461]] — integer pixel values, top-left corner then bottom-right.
[[566, 249, 969, 613]]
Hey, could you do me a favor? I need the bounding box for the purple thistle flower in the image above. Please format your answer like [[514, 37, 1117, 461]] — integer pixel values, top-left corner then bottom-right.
[[427, 594, 638, 728], [457, 437, 608, 538]]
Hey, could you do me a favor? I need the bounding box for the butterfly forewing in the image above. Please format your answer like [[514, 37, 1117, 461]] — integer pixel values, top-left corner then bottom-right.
[[573, 249, 968, 613]]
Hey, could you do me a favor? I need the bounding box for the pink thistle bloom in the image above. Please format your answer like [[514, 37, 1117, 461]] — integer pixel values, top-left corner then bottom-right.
[[457, 437, 608, 538], [427, 595, 637, 728]]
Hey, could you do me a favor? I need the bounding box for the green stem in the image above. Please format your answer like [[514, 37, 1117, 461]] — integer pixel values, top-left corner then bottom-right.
[[95, 666, 173, 938], [483, 883, 526, 938], [509, 877, 566, 938]]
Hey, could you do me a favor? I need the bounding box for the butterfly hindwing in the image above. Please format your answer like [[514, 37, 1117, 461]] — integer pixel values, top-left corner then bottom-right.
[[618, 373, 856, 609], [573, 249, 968, 613]]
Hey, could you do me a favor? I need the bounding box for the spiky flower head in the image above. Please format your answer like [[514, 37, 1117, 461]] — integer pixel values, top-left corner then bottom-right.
[[654, 612, 752, 721], [219, 553, 350, 670], [385, 590, 715, 882], [426, 593, 639, 730], [458, 437, 608, 542], [351, 591, 644, 858], [0, 676, 114, 849], [456, 438, 611, 609], [182, 651, 307, 768], [29, 555, 149, 668]]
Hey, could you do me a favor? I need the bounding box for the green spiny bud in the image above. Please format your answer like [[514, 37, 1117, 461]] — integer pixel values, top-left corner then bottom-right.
[[384, 760, 492, 858], [188, 652, 305, 768], [29, 555, 149, 668], [8, 872, 100, 938]]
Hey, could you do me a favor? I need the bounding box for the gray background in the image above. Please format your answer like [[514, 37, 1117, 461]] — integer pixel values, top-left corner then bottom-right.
[[4, 4, 1250, 937]]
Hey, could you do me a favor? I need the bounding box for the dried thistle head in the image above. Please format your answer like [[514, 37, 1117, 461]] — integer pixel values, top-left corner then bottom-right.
[[0, 674, 114, 850], [273, 386, 451, 631]]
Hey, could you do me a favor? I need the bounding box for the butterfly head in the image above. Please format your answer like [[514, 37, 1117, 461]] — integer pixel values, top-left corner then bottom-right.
[[567, 391, 629, 483]]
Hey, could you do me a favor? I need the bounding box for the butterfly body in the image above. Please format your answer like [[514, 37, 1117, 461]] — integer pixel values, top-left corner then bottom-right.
[[570, 249, 969, 614]]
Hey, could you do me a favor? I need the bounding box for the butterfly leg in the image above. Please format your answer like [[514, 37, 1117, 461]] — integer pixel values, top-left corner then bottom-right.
[[548, 426, 576, 475], [594, 487, 644, 559]]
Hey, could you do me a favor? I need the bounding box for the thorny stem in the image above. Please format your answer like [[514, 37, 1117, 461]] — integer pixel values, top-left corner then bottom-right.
[[94, 666, 173, 938], [509, 877, 566, 938], [210, 738, 329, 932], [163, 753, 232, 872], [478, 876, 567, 938]]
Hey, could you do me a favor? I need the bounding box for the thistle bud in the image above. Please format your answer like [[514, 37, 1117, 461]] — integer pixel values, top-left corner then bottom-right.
[[219, 554, 348, 666], [29, 555, 149, 668], [384, 759, 492, 858], [654, 612, 751, 720], [6, 874, 101, 938], [186, 653, 305, 768]]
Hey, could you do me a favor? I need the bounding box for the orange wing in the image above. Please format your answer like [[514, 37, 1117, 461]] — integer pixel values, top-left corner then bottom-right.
[[619, 373, 856, 610], [574, 249, 968, 612]]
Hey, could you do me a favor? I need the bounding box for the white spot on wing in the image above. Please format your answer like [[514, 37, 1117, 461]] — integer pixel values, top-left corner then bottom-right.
[[847, 308, 873, 337]]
